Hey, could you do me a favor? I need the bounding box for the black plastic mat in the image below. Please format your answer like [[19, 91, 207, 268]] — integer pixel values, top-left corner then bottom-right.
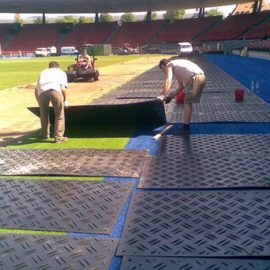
[[165, 101, 270, 123], [158, 134, 270, 155], [0, 149, 147, 177], [139, 153, 270, 189], [120, 257, 270, 270], [117, 190, 270, 257], [28, 99, 166, 125], [0, 179, 133, 233], [0, 234, 117, 270]]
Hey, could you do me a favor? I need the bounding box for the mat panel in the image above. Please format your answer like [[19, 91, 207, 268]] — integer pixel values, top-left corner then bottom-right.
[[28, 99, 166, 125], [120, 257, 270, 270], [0, 234, 117, 270], [117, 191, 270, 257], [0, 179, 133, 233], [139, 153, 270, 189], [117, 91, 159, 99], [165, 96, 270, 123], [158, 134, 270, 155], [0, 149, 147, 177]]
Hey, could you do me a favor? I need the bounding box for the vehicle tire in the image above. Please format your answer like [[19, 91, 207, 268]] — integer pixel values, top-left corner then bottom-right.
[[93, 71, 99, 81]]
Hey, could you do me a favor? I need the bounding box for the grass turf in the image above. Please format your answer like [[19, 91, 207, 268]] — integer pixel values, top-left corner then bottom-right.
[[0, 55, 142, 90], [6, 124, 136, 150]]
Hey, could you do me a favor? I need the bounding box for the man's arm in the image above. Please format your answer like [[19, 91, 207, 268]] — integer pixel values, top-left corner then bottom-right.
[[35, 80, 40, 102], [163, 66, 173, 96]]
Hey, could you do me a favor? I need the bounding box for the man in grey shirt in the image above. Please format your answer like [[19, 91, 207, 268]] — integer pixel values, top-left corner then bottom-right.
[[159, 58, 206, 135]]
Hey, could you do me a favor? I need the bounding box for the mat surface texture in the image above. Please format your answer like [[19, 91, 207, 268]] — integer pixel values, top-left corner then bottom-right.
[[0, 234, 118, 270], [0, 149, 147, 177], [0, 179, 133, 233], [117, 190, 270, 256]]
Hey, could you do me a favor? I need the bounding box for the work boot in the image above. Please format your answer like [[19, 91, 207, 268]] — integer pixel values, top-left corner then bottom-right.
[[41, 135, 50, 140], [174, 126, 191, 136], [55, 137, 68, 144]]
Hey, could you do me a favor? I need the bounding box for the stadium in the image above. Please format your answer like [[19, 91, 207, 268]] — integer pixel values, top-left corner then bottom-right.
[[0, 0, 270, 269]]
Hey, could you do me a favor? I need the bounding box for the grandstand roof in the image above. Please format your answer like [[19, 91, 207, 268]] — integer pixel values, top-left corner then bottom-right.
[[0, 0, 250, 13]]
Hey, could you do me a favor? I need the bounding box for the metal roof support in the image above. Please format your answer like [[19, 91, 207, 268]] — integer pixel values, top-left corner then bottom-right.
[[42, 12, 46, 24], [95, 12, 99, 23], [198, 7, 205, 17], [146, 11, 152, 21]]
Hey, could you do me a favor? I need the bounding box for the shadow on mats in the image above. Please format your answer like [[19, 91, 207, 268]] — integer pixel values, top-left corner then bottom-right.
[[28, 99, 167, 126]]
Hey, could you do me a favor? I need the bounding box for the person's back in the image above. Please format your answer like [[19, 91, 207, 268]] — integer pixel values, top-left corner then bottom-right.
[[168, 59, 204, 84], [37, 67, 67, 96], [35, 61, 68, 143]]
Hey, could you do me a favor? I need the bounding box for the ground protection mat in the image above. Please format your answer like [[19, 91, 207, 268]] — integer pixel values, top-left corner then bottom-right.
[[0, 149, 147, 177], [0, 234, 117, 270], [28, 99, 166, 125], [0, 179, 133, 233], [120, 257, 270, 270], [117, 190, 270, 257], [117, 91, 159, 99], [165, 99, 270, 123], [139, 153, 270, 189], [158, 134, 270, 155]]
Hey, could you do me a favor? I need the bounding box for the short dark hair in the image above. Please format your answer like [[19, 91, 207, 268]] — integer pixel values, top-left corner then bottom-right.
[[159, 58, 169, 69], [49, 61, 60, 68]]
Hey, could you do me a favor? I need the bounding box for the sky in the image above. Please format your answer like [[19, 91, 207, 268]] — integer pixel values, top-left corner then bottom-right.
[[0, 4, 236, 21]]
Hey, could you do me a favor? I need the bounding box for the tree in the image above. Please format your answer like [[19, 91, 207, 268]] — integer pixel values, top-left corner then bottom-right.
[[205, 9, 224, 17], [78, 16, 93, 23], [14, 13, 24, 26], [34, 17, 43, 24], [99, 13, 113, 22], [144, 11, 158, 21], [163, 10, 185, 23], [120, 13, 136, 23], [56, 16, 78, 24]]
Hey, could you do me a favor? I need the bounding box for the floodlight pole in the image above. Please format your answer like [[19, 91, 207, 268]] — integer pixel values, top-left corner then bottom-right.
[[42, 13, 46, 24]]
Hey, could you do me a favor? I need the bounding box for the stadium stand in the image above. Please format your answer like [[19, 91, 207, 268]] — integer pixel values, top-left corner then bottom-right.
[[60, 22, 118, 47], [247, 39, 270, 50], [0, 24, 10, 47], [238, 12, 270, 39], [1, 12, 270, 56], [195, 12, 270, 42], [109, 20, 166, 47], [6, 23, 67, 51], [153, 16, 222, 43]]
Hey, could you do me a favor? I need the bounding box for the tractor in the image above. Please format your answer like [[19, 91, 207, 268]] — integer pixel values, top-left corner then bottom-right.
[[66, 44, 100, 82]]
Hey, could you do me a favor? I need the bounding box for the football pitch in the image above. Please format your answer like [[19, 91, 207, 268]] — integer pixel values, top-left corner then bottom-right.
[[0, 54, 142, 90]]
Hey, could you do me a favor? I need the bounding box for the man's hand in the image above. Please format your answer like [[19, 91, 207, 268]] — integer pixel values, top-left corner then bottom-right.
[[157, 95, 173, 104], [157, 95, 165, 101], [64, 101, 68, 108], [164, 96, 173, 104]]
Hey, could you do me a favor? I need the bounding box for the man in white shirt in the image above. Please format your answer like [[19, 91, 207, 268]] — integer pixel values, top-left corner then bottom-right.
[[35, 61, 68, 143], [159, 58, 206, 135]]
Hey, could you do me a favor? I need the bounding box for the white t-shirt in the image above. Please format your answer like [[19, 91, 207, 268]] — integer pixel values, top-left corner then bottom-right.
[[36, 67, 68, 97], [167, 59, 204, 84]]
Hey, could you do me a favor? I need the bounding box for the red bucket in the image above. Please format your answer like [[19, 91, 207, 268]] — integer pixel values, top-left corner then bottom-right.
[[235, 89, 244, 102], [175, 91, 185, 104]]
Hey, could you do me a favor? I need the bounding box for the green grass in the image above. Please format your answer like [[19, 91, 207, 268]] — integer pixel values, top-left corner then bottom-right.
[[0, 55, 142, 90], [7, 124, 136, 150], [0, 228, 65, 236]]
